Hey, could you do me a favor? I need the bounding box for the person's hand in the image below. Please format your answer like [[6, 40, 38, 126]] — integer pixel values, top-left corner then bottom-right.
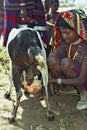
[[20, 8, 28, 22], [48, 79, 56, 85], [20, 8, 38, 24], [49, 78, 62, 86]]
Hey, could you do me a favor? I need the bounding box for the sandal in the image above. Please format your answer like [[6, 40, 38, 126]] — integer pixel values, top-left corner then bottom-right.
[[76, 101, 87, 110]]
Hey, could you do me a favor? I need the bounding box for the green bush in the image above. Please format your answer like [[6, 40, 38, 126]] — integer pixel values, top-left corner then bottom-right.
[[0, 46, 9, 73]]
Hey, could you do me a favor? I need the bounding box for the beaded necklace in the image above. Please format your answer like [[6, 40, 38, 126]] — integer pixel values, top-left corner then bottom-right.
[[68, 38, 82, 60]]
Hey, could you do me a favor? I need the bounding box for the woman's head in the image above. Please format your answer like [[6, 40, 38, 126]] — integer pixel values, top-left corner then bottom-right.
[[57, 16, 80, 44], [54, 9, 87, 46], [59, 27, 80, 45]]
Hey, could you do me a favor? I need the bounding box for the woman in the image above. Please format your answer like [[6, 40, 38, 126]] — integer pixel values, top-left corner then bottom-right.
[[3, 0, 50, 47], [48, 9, 87, 110]]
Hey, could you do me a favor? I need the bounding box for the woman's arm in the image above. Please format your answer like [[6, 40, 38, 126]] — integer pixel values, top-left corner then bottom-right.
[[44, 0, 51, 14], [49, 62, 87, 86]]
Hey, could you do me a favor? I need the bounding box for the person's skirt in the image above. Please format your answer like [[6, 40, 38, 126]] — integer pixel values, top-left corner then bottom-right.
[[0, 7, 4, 35], [75, 61, 87, 91]]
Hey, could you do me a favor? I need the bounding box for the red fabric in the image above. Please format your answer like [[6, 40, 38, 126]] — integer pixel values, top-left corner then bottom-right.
[[3, 0, 49, 47]]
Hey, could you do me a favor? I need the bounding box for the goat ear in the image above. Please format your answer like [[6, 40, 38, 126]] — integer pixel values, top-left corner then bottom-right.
[[27, 48, 31, 56], [35, 54, 45, 67], [27, 48, 30, 55], [27, 48, 34, 62], [27, 47, 34, 56]]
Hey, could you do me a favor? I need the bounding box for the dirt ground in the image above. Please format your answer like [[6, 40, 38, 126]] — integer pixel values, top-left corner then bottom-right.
[[0, 72, 87, 130]]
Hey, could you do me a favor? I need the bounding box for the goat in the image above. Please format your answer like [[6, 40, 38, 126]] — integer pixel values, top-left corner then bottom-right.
[[4, 26, 54, 123]]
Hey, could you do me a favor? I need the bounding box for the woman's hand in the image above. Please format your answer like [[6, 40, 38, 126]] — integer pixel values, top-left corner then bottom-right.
[[20, 8, 38, 24], [20, 8, 28, 22]]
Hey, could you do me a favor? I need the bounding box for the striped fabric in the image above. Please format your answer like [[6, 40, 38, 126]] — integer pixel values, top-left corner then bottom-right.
[[66, 40, 87, 63], [54, 9, 87, 90], [0, 1, 4, 35], [3, 0, 49, 47], [54, 9, 87, 63], [54, 9, 87, 47], [61, 9, 87, 41], [56, 40, 87, 90]]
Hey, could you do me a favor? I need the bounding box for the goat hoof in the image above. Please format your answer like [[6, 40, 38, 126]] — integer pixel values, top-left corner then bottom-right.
[[47, 115, 55, 121], [8, 117, 15, 124], [4, 93, 10, 99]]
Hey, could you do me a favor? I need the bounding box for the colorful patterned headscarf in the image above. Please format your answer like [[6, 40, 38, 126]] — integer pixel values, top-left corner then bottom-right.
[[53, 9, 87, 47]]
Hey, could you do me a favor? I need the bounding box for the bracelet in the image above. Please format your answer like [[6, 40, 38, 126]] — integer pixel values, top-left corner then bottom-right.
[[57, 78, 62, 85], [20, 3, 26, 6]]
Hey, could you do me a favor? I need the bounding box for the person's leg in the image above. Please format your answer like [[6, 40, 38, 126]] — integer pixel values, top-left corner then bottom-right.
[[61, 58, 87, 110], [61, 58, 77, 78], [76, 86, 87, 110], [60, 58, 77, 92]]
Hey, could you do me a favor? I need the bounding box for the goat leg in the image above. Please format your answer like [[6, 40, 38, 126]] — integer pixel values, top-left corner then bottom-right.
[[8, 91, 22, 123], [44, 95, 54, 121], [8, 66, 22, 123], [4, 60, 12, 100]]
